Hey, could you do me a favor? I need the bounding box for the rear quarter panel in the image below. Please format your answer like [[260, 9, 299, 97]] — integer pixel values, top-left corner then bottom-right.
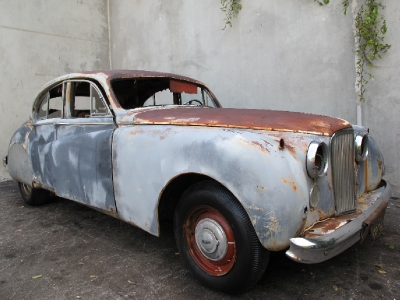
[[7, 122, 34, 185]]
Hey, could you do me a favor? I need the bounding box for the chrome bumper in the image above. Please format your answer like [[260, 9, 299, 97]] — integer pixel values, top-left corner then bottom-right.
[[286, 181, 392, 264]]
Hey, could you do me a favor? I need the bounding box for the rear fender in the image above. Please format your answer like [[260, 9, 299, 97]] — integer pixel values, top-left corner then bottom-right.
[[7, 122, 34, 185]]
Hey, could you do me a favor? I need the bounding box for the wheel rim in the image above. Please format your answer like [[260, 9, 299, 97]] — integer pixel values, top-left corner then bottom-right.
[[21, 183, 32, 196], [184, 205, 236, 276]]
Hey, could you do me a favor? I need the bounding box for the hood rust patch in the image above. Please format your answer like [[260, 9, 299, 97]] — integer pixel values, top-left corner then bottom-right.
[[133, 107, 351, 136]]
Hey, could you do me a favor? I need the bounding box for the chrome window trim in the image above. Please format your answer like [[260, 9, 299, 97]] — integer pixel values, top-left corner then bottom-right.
[[63, 79, 112, 117]]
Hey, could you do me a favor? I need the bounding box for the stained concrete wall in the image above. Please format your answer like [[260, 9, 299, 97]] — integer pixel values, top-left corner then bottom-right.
[[109, 0, 399, 195], [0, 0, 110, 180], [363, 1, 400, 196], [110, 1, 356, 119]]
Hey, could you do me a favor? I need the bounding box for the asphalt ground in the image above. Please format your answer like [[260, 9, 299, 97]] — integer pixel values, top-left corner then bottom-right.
[[0, 180, 399, 300]]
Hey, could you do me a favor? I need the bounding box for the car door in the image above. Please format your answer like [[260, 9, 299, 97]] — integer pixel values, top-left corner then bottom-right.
[[51, 80, 116, 212], [29, 84, 64, 190]]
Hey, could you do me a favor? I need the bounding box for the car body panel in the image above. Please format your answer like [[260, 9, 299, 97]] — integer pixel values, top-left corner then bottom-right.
[[356, 135, 384, 195], [29, 119, 59, 190], [113, 124, 331, 250], [132, 107, 352, 136], [7, 122, 34, 185], [51, 120, 115, 211]]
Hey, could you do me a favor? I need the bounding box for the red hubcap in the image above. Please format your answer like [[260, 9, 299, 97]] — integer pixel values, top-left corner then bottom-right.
[[183, 206, 236, 276]]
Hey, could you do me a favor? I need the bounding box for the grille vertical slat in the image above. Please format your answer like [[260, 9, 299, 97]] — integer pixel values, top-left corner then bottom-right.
[[331, 131, 356, 214]]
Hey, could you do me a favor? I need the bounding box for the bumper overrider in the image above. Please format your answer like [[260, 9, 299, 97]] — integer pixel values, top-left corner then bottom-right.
[[286, 181, 392, 264]]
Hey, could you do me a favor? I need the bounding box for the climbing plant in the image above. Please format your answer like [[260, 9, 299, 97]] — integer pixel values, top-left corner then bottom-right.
[[352, 0, 391, 101], [220, 0, 242, 30], [314, 0, 330, 5], [220, 0, 390, 102]]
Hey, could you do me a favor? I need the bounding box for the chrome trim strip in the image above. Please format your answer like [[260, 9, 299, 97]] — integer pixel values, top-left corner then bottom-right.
[[55, 122, 113, 126]]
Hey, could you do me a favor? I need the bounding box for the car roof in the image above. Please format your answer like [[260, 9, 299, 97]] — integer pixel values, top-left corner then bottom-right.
[[51, 70, 205, 85]]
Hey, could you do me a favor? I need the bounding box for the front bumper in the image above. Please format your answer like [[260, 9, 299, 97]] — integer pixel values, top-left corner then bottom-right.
[[286, 181, 392, 264]]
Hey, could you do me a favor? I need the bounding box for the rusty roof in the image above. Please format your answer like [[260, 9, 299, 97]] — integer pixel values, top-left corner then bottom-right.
[[133, 107, 351, 136], [77, 70, 205, 85]]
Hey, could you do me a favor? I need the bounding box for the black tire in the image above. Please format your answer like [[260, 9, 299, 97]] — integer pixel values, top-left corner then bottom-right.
[[174, 181, 269, 294], [18, 182, 50, 206]]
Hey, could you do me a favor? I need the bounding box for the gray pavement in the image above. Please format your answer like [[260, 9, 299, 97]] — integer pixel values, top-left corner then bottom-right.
[[0, 180, 399, 299]]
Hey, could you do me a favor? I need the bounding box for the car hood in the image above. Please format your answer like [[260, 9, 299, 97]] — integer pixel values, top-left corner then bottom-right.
[[132, 107, 351, 136]]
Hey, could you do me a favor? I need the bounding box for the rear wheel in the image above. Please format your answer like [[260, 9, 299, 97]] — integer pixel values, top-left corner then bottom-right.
[[174, 181, 269, 294], [18, 182, 50, 206]]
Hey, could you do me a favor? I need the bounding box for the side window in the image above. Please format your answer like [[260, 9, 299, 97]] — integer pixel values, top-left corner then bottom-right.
[[37, 93, 49, 119], [73, 82, 91, 118], [91, 86, 108, 116], [48, 95, 63, 118], [37, 84, 63, 119], [68, 81, 109, 118]]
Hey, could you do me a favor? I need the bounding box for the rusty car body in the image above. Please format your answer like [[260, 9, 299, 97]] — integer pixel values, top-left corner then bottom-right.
[[4, 70, 391, 293]]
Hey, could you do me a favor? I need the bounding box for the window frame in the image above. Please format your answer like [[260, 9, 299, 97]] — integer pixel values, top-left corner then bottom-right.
[[37, 83, 64, 120], [63, 79, 112, 119]]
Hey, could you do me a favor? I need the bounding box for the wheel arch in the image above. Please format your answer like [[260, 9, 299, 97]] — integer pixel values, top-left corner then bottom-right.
[[157, 173, 234, 234]]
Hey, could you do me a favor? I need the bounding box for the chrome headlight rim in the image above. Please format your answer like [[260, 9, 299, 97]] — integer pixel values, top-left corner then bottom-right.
[[355, 133, 369, 162], [306, 141, 329, 179]]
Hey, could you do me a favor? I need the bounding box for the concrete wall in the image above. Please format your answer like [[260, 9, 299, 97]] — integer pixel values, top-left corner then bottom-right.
[[0, 0, 110, 180], [363, 1, 400, 196], [110, 1, 356, 119], [109, 0, 399, 195]]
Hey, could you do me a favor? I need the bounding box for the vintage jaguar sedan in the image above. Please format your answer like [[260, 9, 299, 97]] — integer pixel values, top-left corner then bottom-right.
[[4, 70, 391, 293]]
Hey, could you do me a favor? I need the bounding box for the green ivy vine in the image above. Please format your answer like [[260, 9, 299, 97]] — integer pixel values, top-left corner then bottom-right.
[[352, 1, 391, 101], [314, 0, 330, 6], [221, 0, 391, 102], [220, 0, 242, 30]]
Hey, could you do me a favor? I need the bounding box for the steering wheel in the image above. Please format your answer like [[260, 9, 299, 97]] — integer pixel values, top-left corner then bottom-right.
[[183, 99, 203, 106]]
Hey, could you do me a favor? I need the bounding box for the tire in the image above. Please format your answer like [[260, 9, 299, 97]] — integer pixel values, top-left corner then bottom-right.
[[174, 181, 269, 294], [18, 182, 50, 206]]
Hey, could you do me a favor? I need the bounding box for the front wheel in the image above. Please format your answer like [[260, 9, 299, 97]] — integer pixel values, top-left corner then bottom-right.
[[174, 181, 269, 294], [18, 182, 50, 206]]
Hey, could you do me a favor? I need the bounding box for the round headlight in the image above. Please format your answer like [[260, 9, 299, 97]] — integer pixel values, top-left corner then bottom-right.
[[306, 141, 328, 179], [355, 133, 368, 162]]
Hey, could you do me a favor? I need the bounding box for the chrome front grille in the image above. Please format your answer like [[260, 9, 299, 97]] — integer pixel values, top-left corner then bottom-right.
[[331, 130, 356, 214]]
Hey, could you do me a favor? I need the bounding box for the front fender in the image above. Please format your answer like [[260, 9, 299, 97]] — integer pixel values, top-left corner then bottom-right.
[[112, 125, 313, 250]]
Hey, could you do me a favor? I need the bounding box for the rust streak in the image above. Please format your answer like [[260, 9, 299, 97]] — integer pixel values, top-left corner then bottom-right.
[[247, 140, 270, 154], [364, 157, 369, 193], [267, 216, 280, 232], [317, 209, 331, 220], [285, 143, 297, 156], [281, 177, 297, 192], [377, 159, 382, 170]]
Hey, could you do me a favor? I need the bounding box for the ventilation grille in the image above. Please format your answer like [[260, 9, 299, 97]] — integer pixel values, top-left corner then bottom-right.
[[331, 130, 356, 214]]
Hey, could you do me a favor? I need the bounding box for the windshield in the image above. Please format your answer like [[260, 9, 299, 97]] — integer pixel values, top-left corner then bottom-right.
[[111, 78, 219, 109]]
